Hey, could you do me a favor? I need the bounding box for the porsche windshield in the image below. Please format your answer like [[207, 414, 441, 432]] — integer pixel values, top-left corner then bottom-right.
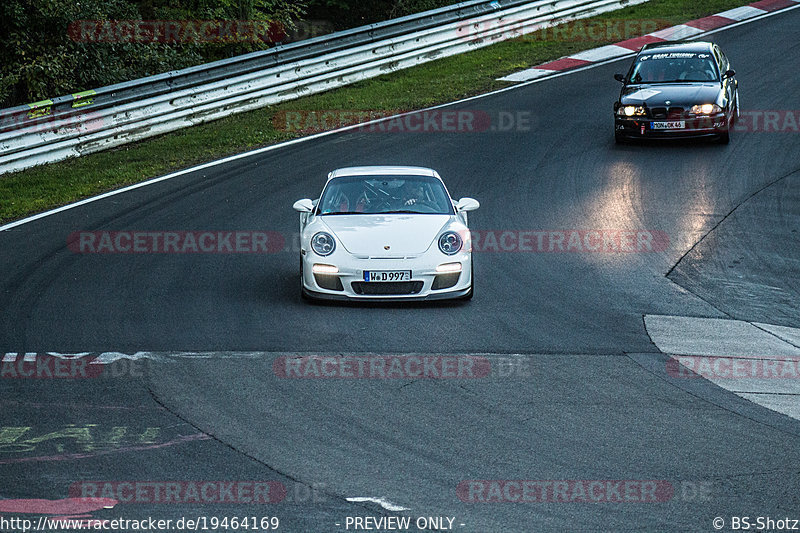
[[629, 52, 719, 83], [317, 175, 454, 215]]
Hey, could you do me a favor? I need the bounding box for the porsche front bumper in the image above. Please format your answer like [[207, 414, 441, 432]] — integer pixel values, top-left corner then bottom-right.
[[301, 251, 473, 301]]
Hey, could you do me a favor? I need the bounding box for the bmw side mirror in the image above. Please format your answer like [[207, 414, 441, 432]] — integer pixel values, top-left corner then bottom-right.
[[722, 69, 735, 79], [456, 198, 480, 212], [614, 73, 625, 83], [293, 199, 314, 212]]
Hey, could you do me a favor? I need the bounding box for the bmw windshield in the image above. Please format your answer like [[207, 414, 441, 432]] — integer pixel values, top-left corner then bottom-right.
[[629, 52, 719, 83]]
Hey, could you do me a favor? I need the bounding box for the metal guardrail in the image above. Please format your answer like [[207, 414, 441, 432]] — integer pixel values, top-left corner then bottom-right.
[[0, 0, 648, 175]]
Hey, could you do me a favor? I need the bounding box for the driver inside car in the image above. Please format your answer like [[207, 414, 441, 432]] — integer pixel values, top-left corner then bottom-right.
[[679, 58, 716, 81], [401, 181, 425, 206]]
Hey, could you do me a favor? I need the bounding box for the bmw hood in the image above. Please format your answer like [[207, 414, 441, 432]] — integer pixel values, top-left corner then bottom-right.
[[620, 83, 722, 107], [319, 215, 452, 256]]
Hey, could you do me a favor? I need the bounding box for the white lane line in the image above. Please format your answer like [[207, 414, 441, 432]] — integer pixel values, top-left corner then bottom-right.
[[568, 44, 633, 62], [649, 24, 706, 40], [2, 3, 798, 234], [345, 497, 410, 512], [717, 6, 769, 21]]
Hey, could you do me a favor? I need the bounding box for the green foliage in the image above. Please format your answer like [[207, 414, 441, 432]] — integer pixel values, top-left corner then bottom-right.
[[389, 0, 457, 18], [304, 0, 455, 30], [0, 0, 307, 107]]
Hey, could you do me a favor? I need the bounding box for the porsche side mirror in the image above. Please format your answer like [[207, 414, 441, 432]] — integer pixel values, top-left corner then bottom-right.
[[456, 198, 480, 212], [614, 73, 625, 83], [293, 199, 314, 212], [722, 69, 735, 79]]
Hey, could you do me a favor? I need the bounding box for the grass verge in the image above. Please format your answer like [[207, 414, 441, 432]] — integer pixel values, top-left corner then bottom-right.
[[0, 0, 755, 224]]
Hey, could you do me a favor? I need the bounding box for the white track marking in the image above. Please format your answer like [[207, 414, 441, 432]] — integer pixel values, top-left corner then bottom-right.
[[737, 394, 800, 420], [717, 6, 768, 21], [646, 315, 800, 420], [89, 351, 160, 364], [345, 497, 410, 512], [498, 68, 554, 82], [754, 323, 800, 349], [645, 316, 800, 358], [570, 44, 635, 62], [649, 24, 705, 40]]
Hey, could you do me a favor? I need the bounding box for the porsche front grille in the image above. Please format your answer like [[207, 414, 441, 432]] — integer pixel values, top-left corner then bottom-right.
[[351, 281, 424, 295]]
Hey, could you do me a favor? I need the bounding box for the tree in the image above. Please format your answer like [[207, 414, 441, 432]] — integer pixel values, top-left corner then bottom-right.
[[0, 0, 307, 108]]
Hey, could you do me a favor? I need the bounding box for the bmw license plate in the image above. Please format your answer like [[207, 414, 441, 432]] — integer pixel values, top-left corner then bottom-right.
[[364, 270, 411, 282], [651, 121, 685, 130]]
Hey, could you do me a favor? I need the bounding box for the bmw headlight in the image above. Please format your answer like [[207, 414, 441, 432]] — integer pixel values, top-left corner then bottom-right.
[[618, 105, 646, 117], [438, 231, 463, 255], [311, 232, 336, 256], [690, 104, 722, 115]]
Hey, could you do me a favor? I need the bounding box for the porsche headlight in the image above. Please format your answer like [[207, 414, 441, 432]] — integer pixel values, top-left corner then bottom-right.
[[618, 105, 646, 117], [438, 231, 463, 255], [311, 232, 336, 256], [690, 104, 722, 115]]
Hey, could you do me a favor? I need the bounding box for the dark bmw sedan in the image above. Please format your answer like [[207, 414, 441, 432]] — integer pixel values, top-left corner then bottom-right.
[[613, 41, 739, 143]]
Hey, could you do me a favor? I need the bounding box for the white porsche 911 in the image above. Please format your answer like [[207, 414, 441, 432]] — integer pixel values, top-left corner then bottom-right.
[[293, 166, 479, 301]]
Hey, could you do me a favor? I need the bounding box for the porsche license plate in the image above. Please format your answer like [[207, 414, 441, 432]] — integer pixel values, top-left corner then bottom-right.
[[364, 270, 411, 282], [651, 121, 685, 130]]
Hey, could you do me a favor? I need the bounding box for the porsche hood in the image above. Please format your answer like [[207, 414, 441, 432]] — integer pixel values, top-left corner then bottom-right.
[[319, 215, 453, 256]]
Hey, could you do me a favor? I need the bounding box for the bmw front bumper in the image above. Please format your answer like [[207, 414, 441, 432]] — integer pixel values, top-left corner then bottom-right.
[[614, 114, 729, 139]]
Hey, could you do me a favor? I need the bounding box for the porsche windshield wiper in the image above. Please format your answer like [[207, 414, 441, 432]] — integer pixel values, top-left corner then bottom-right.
[[322, 211, 366, 215]]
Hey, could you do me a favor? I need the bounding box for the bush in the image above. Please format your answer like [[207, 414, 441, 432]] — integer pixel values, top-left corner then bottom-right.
[[0, 0, 305, 107]]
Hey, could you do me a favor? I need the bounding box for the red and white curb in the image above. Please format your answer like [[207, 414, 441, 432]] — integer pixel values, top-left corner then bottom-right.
[[499, 0, 800, 82], [645, 315, 800, 421]]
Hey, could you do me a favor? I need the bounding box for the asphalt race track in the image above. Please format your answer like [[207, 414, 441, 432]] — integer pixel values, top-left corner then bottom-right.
[[1, 8, 799, 532]]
